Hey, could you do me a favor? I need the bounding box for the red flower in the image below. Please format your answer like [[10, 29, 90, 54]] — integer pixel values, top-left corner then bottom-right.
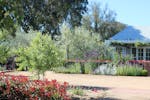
[[30, 87, 36, 92], [0, 73, 70, 100], [39, 87, 45, 93], [45, 92, 51, 97], [63, 82, 69, 87]]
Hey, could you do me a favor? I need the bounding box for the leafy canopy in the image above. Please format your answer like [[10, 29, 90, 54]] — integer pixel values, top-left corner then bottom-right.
[[16, 33, 63, 78], [0, 0, 88, 38]]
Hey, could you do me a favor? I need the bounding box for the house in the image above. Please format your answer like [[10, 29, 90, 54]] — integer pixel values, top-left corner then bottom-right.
[[107, 26, 150, 60]]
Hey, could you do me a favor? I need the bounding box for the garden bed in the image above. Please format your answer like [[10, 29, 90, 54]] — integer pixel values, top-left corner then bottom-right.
[[0, 72, 70, 100], [5, 71, 150, 100], [0, 72, 108, 100]]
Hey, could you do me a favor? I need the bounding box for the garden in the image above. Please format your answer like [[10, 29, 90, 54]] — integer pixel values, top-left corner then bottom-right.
[[0, 26, 148, 99], [0, 0, 149, 100]]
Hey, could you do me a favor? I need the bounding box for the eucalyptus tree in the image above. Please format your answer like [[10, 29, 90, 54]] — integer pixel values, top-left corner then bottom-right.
[[0, 0, 88, 39], [82, 3, 125, 41]]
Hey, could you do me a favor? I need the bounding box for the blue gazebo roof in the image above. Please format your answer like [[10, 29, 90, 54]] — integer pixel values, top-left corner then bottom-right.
[[109, 26, 150, 43]]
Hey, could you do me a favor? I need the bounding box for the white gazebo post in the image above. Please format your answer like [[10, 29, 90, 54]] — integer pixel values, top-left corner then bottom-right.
[[136, 48, 138, 60], [143, 48, 146, 60]]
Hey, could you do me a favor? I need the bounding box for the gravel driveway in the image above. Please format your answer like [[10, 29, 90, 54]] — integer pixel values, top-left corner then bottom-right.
[[7, 71, 150, 100]]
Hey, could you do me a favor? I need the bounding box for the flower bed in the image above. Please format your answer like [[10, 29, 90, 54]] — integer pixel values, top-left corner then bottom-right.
[[0, 72, 70, 100]]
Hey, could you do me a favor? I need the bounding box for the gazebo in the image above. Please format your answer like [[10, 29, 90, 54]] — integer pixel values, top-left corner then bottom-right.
[[107, 26, 150, 60]]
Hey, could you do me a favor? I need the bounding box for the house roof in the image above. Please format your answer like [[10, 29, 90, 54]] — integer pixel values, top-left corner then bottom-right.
[[109, 26, 150, 43]]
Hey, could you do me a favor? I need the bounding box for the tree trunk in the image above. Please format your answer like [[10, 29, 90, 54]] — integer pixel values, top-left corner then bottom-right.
[[80, 62, 85, 74], [66, 45, 69, 60], [37, 71, 40, 80]]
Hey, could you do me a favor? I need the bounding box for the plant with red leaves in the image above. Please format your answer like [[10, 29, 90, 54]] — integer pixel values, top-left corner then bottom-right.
[[0, 72, 70, 100]]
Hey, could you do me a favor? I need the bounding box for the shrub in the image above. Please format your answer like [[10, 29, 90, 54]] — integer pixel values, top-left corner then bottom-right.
[[53, 63, 93, 74], [116, 64, 147, 76], [140, 69, 148, 76], [0, 44, 10, 64], [16, 33, 64, 79], [0, 66, 5, 71], [69, 87, 84, 96], [53, 63, 81, 74], [0, 72, 70, 100], [94, 64, 116, 75], [84, 63, 93, 74]]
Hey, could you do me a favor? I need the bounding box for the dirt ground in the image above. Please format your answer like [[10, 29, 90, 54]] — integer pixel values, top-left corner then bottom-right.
[[7, 71, 150, 100]]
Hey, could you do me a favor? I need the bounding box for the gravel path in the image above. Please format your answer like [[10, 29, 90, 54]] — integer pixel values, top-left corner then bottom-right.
[[7, 71, 150, 100]]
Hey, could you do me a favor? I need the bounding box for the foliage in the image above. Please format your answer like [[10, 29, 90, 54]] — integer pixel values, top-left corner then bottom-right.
[[1, 29, 37, 57], [0, 1, 21, 36], [82, 3, 125, 41], [0, 43, 10, 64], [97, 43, 114, 60], [15, 47, 30, 71], [53, 63, 92, 74], [135, 41, 150, 47], [66, 27, 113, 61], [84, 62, 93, 74], [52, 63, 81, 74], [60, 25, 114, 74], [70, 27, 97, 60], [112, 52, 132, 66], [60, 26, 95, 74], [94, 64, 116, 75], [140, 69, 148, 76], [59, 23, 73, 60], [7, 30, 36, 49], [0, 66, 5, 71], [0, 29, 36, 66], [111, 41, 150, 47], [116, 64, 148, 76], [16, 33, 63, 78], [0, 72, 70, 100], [70, 87, 84, 96], [0, 31, 10, 64], [0, 0, 88, 38]]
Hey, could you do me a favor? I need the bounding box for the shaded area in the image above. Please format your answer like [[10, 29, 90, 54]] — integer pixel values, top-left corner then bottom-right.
[[68, 85, 111, 91], [68, 85, 119, 100], [90, 97, 121, 100], [72, 97, 121, 100]]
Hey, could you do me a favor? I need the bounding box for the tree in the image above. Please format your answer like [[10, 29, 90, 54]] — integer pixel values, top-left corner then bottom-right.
[[16, 33, 63, 79], [68, 27, 113, 73], [71, 27, 96, 74], [82, 3, 125, 41], [71, 27, 97, 60], [0, 44, 9, 64], [0, 28, 37, 61], [60, 23, 73, 60], [6, 29, 36, 51], [0, 31, 10, 64], [0, 1, 23, 36], [0, 0, 88, 39], [58, 24, 117, 74], [82, 15, 92, 33], [60, 25, 114, 73]]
